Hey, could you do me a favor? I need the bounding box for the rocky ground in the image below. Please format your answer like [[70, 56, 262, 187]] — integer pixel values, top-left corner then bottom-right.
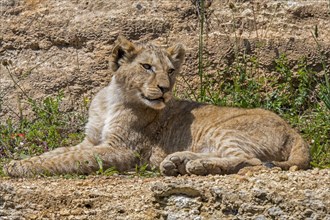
[[0, 168, 329, 219], [1, 0, 330, 219]]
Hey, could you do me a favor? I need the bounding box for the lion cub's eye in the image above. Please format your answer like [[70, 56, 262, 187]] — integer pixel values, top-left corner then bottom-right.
[[141, 63, 152, 70], [168, 68, 175, 75]]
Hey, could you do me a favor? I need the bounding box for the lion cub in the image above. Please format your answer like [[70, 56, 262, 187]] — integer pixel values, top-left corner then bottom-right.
[[4, 36, 310, 177]]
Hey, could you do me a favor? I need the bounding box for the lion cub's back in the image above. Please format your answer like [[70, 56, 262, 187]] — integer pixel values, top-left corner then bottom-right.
[[190, 104, 285, 130], [185, 103, 294, 152]]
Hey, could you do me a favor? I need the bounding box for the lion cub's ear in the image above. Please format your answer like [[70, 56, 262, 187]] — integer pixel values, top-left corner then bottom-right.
[[167, 44, 185, 70], [110, 36, 138, 71]]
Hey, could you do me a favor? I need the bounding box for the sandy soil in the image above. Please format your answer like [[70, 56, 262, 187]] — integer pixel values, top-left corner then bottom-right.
[[1, 168, 329, 219]]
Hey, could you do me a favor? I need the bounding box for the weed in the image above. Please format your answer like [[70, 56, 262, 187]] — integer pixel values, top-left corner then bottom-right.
[[103, 166, 119, 176], [61, 173, 87, 179], [94, 152, 158, 177], [95, 154, 104, 174], [94, 154, 119, 176], [311, 32, 330, 111], [134, 163, 160, 178], [132, 152, 160, 178], [197, 0, 206, 101], [0, 91, 87, 160]]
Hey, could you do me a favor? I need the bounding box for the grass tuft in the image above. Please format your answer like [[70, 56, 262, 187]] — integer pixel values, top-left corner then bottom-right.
[[0, 92, 87, 160]]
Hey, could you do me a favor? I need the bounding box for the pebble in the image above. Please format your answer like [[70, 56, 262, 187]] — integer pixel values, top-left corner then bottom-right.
[[268, 206, 284, 217], [311, 168, 319, 175]]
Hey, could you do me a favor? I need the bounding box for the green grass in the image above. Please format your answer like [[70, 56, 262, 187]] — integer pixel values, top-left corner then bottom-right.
[[0, 91, 88, 178], [0, 92, 87, 160], [94, 154, 120, 176]]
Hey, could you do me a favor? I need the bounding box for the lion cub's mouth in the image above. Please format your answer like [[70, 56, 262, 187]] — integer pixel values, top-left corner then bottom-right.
[[140, 93, 169, 110], [141, 94, 165, 103]]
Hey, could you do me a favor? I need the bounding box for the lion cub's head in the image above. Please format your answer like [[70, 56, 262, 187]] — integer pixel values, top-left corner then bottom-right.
[[109, 36, 185, 110]]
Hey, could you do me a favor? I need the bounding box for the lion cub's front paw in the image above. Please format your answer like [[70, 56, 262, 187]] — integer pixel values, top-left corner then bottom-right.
[[160, 151, 200, 176]]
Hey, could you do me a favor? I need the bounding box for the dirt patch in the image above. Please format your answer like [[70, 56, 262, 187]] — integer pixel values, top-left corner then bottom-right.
[[1, 168, 329, 219]]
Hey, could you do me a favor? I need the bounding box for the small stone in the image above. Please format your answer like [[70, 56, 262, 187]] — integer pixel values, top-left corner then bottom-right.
[[253, 188, 268, 201], [279, 174, 288, 180], [311, 168, 319, 175], [309, 200, 325, 211], [26, 214, 38, 220], [241, 8, 253, 16], [268, 207, 284, 217], [303, 209, 314, 217], [59, 209, 70, 216], [289, 165, 299, 172], [271, 167, 282, 173], [136, 3, 143, 10], [255, 215, 267, 220], [211, 187, 223, 200], [70, 208, 83, 215]]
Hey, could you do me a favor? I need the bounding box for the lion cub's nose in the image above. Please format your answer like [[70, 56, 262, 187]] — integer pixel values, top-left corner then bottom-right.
[[158, 85, 170, 94]]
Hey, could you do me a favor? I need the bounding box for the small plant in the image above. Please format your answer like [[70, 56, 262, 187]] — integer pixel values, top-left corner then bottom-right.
[[320, 77, 330, 110], [95, 154, 104, 174], [197, 0, 206, 102], [94, 154, 119, 176], [103, 166, 120, 176], [311, 33, 330, 110], [61, 174, 87, 179], [0, 92, 87, 161], [133, 152, 160, 177], [134, 163, 159, 178]]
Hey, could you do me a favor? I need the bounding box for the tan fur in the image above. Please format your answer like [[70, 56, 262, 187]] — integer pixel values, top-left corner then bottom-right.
[[3, 36, 310, 177]]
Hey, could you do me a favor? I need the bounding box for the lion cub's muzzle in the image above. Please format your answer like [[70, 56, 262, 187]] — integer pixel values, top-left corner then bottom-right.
[[140, 86, 172, 110]]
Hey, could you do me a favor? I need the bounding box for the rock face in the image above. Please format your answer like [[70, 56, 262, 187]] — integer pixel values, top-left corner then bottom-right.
[[1, 1, 330, 219], [0, 169, 329, 219], [1, 0, 330, 119]]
